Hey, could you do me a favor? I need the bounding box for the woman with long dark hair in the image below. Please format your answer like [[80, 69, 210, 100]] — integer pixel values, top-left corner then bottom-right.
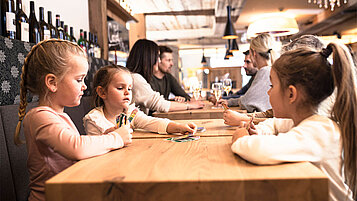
[[126, 39, 204, 114]]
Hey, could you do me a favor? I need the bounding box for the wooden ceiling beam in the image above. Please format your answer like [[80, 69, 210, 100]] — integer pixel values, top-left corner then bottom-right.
[[144, 9, 215, 16]]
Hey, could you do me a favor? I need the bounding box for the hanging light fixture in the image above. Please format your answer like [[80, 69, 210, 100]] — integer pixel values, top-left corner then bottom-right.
[[222, 5, 238, 39], [247, 15, 299, 38], [201, 49, 207, 65], [229, 39, 239, 52], [224, 40, 233, 59], [308, 0, 347, 11]]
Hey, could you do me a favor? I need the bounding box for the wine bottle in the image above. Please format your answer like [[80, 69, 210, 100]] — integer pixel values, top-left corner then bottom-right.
[[2, 0, 16, 39], [77, 29, 86, 53], [55, 15, 64, 39], [47, 11, 57, 38], [94, 35, 101, 58], [15, 0, 29, 42], [69, 26, 76, 42], [63, 24, 70, 41], [83, 31, 89, 51], [29, 1, 41, 43], [88, 32, 95, 57], [39, 7, 50, 40]]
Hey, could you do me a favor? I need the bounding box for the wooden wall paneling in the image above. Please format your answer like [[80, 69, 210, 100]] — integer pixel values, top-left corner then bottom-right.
[[88, 0, 108, 60], [129, 14, 146, 49]]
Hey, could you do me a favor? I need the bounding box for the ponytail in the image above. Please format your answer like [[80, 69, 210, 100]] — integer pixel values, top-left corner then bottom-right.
[[328, 43, 357, 199]]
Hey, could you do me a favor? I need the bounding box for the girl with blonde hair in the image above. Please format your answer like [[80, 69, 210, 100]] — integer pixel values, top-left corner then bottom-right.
[[14, 39, 132, 201]]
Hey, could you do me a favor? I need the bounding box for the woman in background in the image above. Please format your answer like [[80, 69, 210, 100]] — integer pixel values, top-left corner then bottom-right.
[[126, 39, 204, 115]]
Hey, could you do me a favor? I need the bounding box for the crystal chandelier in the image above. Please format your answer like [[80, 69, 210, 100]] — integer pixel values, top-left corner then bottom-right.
[[308, 0, 348, 11]]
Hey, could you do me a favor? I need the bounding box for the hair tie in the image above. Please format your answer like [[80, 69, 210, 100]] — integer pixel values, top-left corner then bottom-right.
[[267, 49, 272, 53], [320, 47, 332, 58]]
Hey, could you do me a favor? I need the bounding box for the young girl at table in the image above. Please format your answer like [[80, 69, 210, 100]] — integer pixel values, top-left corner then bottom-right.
[[14, 39, 132, 201], [231, 43, 356, 201], [83, 65, 197, 136]]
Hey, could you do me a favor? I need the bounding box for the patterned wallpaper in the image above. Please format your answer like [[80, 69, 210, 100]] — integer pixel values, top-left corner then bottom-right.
[[0, 35, 111, 106]]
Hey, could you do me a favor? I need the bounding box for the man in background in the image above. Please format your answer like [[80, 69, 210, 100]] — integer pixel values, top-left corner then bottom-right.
[[209, 50, 258, 104], [231, 50, 258, 98], [150, 46, 191, 102]]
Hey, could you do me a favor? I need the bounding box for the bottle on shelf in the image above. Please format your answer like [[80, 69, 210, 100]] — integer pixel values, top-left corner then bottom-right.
[[77, 29, 86, 53], [83, 31, 89, 51], [69, 26, 76, 42], [63, 24, 70, 41], [15, 0, 29, 42], [55, 15, 64, 39], [47, 11, 57, 38], [2, 0, 16, 39], [39, 7, 50, 40], [29, 1, 41, 44], [88, 32, 95, 57], [94, 35, 101, 58]]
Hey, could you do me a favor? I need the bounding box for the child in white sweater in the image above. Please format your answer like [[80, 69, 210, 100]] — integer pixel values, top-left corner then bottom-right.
[[231, 43, 356, 201], [83, 65, 197, 137]]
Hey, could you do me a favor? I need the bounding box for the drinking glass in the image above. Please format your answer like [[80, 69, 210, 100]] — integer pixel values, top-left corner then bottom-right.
[[223, 79, 232, 97], [211, 82, 223, 108], [192, 82, 202, 101]]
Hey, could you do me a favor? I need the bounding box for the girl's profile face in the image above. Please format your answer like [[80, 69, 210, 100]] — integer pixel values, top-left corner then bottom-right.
[[267, 68, 290, 118], [104, 71, 133, 113], [53, 55, 88, 110]]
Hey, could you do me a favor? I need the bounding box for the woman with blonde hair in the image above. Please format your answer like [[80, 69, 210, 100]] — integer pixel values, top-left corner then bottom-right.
[[219, 33, 278, 112]]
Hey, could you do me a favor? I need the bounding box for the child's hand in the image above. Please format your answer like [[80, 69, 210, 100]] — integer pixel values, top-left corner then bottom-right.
[[239, 121, 258, 135], [232, 128, 249, 143], [113, 126, 133, 146], [223, 110, 250, 126], [167, 122, 197, 135]]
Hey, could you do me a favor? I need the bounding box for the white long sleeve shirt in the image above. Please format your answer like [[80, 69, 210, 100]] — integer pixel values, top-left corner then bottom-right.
[[131, 73, 171, 114], [231, 115, 353, 201], [83, 104, 171, 135]]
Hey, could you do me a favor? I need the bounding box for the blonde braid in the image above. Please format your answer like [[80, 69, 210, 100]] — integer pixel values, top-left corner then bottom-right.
[[14, 40, 55, 145]]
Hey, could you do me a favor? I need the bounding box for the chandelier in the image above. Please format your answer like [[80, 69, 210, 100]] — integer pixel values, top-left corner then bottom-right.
[[308, 0, 348, 11]]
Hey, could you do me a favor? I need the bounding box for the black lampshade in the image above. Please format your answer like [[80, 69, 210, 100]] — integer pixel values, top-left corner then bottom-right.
[[222, 6, 238, 39], [229, 39, 239, 52], [201, 54, 207, 64], [224, 48, 233, 59], [201, 49, 207, 64]]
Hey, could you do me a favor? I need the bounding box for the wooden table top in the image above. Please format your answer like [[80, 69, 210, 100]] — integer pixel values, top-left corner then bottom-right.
[[133, 119, 237, 139], [152, 101, 246, 120], [46, 137, 328, 201]]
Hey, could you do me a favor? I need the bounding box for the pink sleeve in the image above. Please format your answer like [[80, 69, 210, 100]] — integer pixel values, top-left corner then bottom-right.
[[32, 109, 124, 160]]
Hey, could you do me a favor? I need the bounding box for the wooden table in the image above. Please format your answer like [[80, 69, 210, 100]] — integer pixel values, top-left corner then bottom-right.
[[152, 101, 246, 120], [46, 137, 328, 201]]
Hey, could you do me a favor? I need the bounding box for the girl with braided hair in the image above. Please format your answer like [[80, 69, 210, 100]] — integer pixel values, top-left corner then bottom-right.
[[14, 39, 132, 201], [231, 43, 357, 201]]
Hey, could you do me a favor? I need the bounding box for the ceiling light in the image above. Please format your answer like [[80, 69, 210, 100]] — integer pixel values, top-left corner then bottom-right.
[[308, 0, 347, 11], [230, 39, 239, 52], [222, 5, 238, 39], [247, 16, 299, 38], [201, 49, 207, 65]]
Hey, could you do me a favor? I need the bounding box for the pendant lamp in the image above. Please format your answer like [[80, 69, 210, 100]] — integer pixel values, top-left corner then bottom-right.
[[229, 39, 239, 52], [201, 49, 207, 65], [222, 5, 238, 39]]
